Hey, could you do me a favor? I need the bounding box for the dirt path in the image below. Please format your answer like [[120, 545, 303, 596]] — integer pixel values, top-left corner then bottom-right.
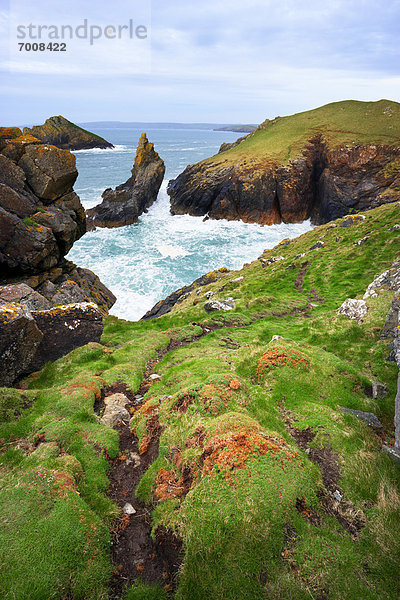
[[105, 326, 220, 598]]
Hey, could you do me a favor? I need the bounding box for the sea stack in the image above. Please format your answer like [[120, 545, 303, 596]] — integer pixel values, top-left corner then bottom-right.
[[86, 133, 165, 229], [23, 115, 114, 150]]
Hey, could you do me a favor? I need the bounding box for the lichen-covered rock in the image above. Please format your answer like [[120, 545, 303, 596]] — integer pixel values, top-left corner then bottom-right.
[[87, 133, 165, 229], [363, 260, 400, 299], [0, 303, 43, 386], [0, 126, 115, 315], [337, 298, 368, 321], [23, 116, 113, 151], [29, 303, 104, 372], [18, 144, 78, 202], [0, 283, 51, 310], [204, 298, 235, 312]]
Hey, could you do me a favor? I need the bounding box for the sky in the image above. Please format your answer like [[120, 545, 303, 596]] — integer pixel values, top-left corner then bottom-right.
[[0, 0, 399, 125]]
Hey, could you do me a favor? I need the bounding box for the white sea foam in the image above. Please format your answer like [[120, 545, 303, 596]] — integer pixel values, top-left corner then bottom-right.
[[68, 129, 314, 321], [72, 144, 130, 154]]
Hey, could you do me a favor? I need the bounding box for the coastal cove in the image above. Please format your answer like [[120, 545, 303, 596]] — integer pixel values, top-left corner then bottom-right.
[[67, 127, 313, 320]]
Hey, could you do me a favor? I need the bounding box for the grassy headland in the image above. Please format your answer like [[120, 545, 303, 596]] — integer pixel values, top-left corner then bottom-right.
[[0, 201, 399, 599]]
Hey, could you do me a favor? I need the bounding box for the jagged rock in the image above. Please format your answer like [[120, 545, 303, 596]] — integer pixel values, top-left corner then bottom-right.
[[123, 503, 136, 515], [23, 116, 113, 151], [0, 303, 43, 386], [0, 283, 51, 310], [142, 267, 229, 320], [87, 133, 165, 229], [204, 298, 235, 312], [340, 407, 383, 430], [28, 303, 104, 372], [18, 143, 78, 202], [338, 298, 368, 321], [364, 260, 400, 299], [0, 126, 115, 315]]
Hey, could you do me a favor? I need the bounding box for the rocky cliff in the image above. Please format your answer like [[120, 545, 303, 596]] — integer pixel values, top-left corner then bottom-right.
[[0, 126, 116, 383], [23, 115, 113, 150], [86, 133, 165, 229], [168, 100, 400, 225]]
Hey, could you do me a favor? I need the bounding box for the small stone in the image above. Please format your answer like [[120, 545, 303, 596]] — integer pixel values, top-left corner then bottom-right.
[[295, 253, 306, 260], [232, 276, 244, 282], [354, 236, 369, 246], [333, 490, 342, 502], [382, 445, 400, 463], [101, 405, 130, 428], [149, 373, 161, 380], [123, 503, 136, 515], [205, 291, 215, 299], [309, 241, 324, 250], [271, 335, 283, 341], [388, 224, 400, 231], [372, 381, 389, 399]]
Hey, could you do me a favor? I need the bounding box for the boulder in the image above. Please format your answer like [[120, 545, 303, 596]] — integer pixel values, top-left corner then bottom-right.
[[337, 298, 368, 322], [0, 303, 43, 387], [0, 283, 51, 310], [18, 144, 78, 202], [204, 298, 235, 312], [87, 133, 165, 229], [29, 303, 104, 371], [23, 116, 113, 151], [340, 407, 383, 431]]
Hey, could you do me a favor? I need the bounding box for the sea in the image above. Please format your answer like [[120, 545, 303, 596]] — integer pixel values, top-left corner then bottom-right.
[[67, 127, 313, 321]]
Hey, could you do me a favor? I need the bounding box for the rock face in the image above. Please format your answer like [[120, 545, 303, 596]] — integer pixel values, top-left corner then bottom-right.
[[0, 126, 116, 314], [29, 303, 104, 372], [168, 100, 400, 225], [169, 138, 400, 225], [142, 267, 229, 320], [0, 303, 43, 387], [23, 116, 113, 151], [0, 301, 104, 385], [86, 133, 165, 229]]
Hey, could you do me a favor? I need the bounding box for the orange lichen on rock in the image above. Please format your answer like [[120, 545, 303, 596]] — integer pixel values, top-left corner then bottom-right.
[[257, 345, 310, 378], [202, 426, 297, 483]]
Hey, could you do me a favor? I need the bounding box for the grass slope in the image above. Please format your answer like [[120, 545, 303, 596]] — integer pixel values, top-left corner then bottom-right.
[[0, 202, 399, 599], [208, 99, 400, 165]]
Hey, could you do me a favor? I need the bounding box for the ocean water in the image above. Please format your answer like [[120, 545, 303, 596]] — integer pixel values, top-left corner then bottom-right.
[[67, 128, 313, 321]]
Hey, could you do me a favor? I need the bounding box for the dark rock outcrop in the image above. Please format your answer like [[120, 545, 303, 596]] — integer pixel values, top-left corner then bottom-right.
[[142, 268, 229, 320], [28, 303, 104, 372], [0, 126, 116, 315], [23, 116, 113, 151], [0, 303, 43, 387], [86, 133, 165, 229], [168, 137, 400, 226], [0, 301, 104, 385]]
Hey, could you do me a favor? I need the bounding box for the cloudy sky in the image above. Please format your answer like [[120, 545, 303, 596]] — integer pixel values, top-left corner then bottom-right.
[[0, 0, 399, 125]]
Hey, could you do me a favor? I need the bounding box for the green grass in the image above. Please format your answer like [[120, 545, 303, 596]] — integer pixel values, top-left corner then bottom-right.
[[0, 201, 399, 599], [207, 99, 400, 165]]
